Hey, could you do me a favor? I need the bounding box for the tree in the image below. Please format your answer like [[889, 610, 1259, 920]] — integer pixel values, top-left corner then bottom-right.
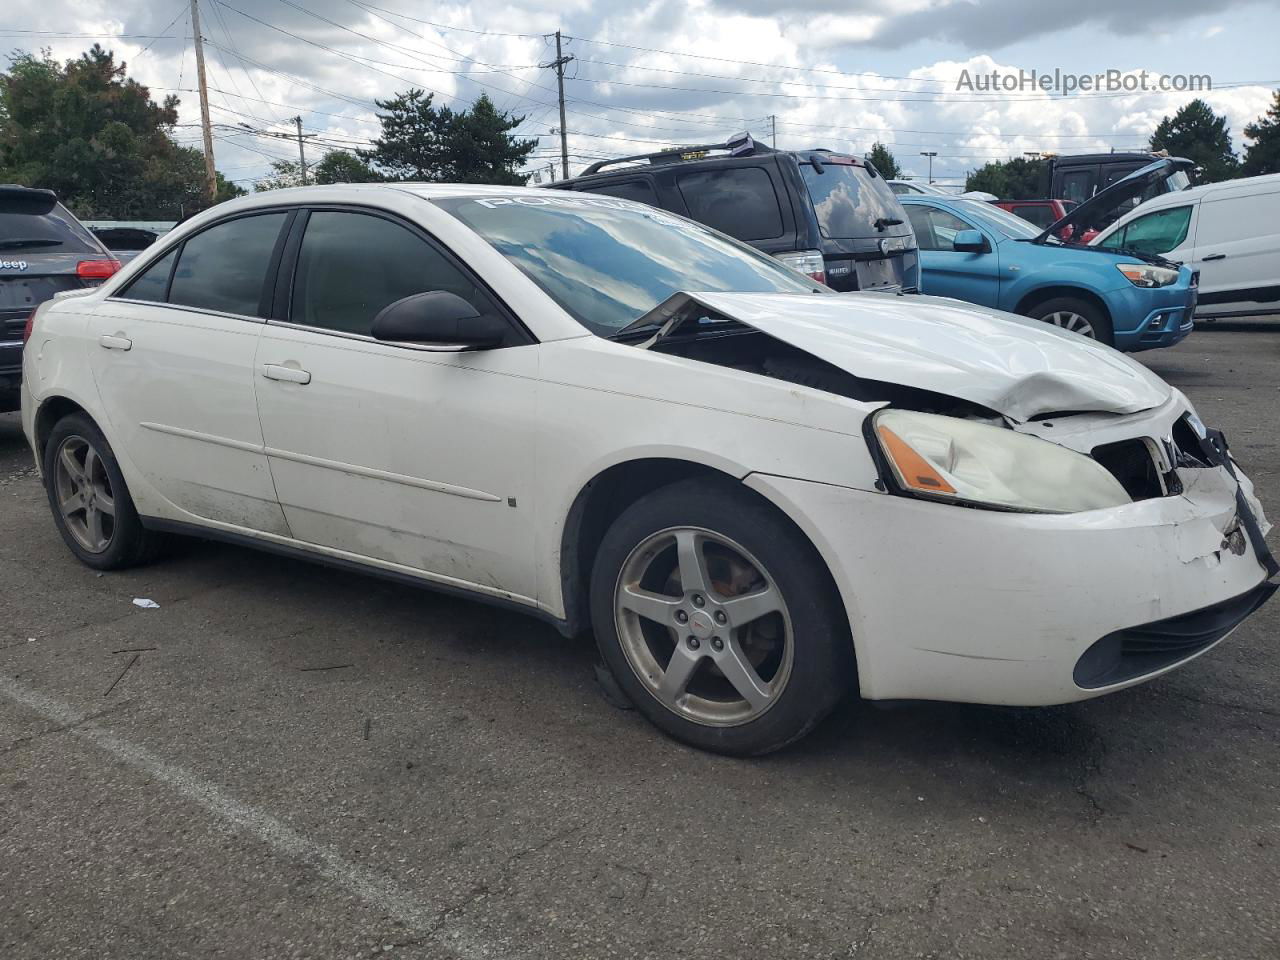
[[255, 150, 383, 191], [0, 45, 238, 219], [965, 157, 1046, 199], [865, 142, 901, 179], [1242, 90, 1280, 176], [358, 90, 535, 183], [313, 150, 382, 184], [1150, 99, 1239, 183]]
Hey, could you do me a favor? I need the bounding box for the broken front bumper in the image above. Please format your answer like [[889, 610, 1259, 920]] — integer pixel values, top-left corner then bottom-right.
[[747, 458, 1275, 707]]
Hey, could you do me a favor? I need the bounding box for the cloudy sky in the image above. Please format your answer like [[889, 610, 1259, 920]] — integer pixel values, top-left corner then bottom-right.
[[2, 0, 1277, 188]]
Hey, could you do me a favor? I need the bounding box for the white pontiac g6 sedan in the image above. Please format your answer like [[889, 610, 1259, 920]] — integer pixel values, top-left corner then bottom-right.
[[20, 185, 1277, 755]]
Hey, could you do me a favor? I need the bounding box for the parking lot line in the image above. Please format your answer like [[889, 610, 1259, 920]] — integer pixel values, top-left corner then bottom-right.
[[0, 673, 490, 959]]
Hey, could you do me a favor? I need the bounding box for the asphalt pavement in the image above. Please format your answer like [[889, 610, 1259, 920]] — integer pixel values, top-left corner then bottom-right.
[[3, 319, 1279, 959]]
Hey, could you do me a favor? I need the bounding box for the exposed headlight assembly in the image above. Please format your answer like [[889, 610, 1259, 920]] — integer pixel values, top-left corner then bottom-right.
[[872, 409, 1131, 514], [1116, 263, 1180, 288]]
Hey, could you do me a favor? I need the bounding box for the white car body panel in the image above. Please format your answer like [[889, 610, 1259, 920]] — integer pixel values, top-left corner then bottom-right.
[[20, 184, 1275, 711], [1091, 174, 1280, 319], [687, 291, 1171, 422]]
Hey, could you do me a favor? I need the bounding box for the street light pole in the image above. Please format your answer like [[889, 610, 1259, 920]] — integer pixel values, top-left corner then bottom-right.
[[920, 151, 937, 184]]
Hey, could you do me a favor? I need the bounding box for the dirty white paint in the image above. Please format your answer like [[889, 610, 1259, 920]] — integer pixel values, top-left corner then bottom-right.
[[0, 675, 494, 958]]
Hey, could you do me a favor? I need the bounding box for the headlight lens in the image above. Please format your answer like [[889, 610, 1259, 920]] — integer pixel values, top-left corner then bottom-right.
[[872, 409, 1131, 513], [1116, 263, 1179, 288]]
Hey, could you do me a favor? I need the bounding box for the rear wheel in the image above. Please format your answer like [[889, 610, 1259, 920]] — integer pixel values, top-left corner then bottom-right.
[[43, 413, 165, 570], [590, 479, 853, 755], [1025, 296, 1114, 345]]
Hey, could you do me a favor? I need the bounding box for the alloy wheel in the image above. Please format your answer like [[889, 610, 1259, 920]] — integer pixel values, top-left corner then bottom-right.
[[613, 526, 794, 726], [53, 435, 116, 554], [1043, 311, 1096, 338]]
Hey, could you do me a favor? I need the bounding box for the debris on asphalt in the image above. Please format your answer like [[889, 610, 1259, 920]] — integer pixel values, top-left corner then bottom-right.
[[298, 663, 354, 672], [131, 598, 160, 609], [363, 717, 372, 740], [104, 653, 140, 697]]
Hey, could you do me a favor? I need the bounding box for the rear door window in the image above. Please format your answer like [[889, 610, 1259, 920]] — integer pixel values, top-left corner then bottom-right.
[[904, 206, 973, 251], [581, 179, 659, 207], [800, 161, 906, 239], [168, 213, 288, 317], [676, 167, 783, 241]]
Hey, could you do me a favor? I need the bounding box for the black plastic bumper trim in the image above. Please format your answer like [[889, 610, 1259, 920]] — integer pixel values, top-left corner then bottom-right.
[[1074, 579, 1278, 689]]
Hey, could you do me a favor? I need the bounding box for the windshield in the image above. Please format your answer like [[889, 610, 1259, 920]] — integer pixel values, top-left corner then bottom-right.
[[435, 194, 822, 335], [800, 161, 910, 238], [951, 199, 1042, 239]]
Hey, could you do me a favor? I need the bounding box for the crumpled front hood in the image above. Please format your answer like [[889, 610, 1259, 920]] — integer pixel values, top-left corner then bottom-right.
[[687, 291, 1172, 422]]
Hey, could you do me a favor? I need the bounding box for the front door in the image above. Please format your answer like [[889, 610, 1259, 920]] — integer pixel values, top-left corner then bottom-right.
[[253, 208, 541, 604], [905, 205, 1002, 307], [87, 211, 291, 535]]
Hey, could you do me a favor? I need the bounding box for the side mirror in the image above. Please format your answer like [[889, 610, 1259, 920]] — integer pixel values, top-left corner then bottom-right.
[[952, 229, 987, 254], [370, 291, 506, 349]]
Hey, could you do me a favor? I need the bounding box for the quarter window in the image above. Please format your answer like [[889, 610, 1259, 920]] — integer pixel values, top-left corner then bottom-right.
[[289, 211, 500, 336], [676, 167, 784, 241], [168, 213, 287, 317]]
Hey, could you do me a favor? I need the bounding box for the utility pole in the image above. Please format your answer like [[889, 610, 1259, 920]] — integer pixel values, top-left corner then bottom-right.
[[189, 0, 218, 204], [920, 151, 938, 184], [294, 116, 309, 185], [769, 115, 776, 149], [541, 31, 574, 180]]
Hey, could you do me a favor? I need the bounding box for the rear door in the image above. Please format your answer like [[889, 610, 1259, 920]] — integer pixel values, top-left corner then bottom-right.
[[670, 158, 798, 255], [89, 210, 292, 534], [1189, 189, 1280, 317]]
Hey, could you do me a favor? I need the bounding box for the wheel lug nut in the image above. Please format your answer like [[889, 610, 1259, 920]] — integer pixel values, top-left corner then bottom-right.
[[714, 611, 727, 624], [675, 610, 688, 624], [711, 637, 724, 651], [686, 636, 700, 650], [691, 594, 704, 607]]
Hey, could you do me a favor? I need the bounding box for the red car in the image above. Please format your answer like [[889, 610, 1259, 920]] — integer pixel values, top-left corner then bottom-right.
[[990, 199, 1098, 243]]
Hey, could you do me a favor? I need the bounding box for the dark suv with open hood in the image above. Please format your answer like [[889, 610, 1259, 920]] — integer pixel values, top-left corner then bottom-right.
[[553, 133, 919, 294], [1, 185, 120, 411]]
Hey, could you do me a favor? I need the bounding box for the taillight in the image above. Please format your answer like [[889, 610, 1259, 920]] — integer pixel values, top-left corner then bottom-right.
[[77, 259, 121, 281], [22, 310, 36, 345], [775, 250, 827, 285]]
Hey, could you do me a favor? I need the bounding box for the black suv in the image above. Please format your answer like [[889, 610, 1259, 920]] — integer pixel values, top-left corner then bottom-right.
[[553, 133, 919, 294], [1, 185, 119, 412], [1048, 152, 1194, 205]]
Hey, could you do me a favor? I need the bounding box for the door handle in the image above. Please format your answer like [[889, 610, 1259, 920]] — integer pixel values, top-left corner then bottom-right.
[[98, 334, 132, 351], [1202, 253, 1227, 261], [261, 363, 311, 385]]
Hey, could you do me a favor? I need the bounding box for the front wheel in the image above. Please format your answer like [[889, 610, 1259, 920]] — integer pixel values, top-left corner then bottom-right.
[[590, 479, 854, 755], [1024, 296, 1114, 346]]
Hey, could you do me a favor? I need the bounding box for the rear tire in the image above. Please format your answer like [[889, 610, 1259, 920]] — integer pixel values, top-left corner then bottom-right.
[[43, 412, 166, 570], [589, 478, 853, 756], [1024, 296, 1114, 346]]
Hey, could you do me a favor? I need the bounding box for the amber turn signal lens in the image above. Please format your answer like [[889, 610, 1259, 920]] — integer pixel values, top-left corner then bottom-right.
[[877, 424, 956, 495]]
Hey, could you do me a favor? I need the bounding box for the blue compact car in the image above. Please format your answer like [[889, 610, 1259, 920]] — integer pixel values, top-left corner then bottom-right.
[[899, 161, 1198, 351]]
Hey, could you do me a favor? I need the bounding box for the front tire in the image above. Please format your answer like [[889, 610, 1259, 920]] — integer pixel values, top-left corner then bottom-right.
[[1025, 296, 1114, 346], [43, 412, 165, 570], [590, 479, 853, 755]]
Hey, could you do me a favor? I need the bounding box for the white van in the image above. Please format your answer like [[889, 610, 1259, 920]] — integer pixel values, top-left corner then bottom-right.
[[1091, 173, 1280, 319]]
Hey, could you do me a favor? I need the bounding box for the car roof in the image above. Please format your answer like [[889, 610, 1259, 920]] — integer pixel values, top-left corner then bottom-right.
[[1116, 172, 1280, 210]]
